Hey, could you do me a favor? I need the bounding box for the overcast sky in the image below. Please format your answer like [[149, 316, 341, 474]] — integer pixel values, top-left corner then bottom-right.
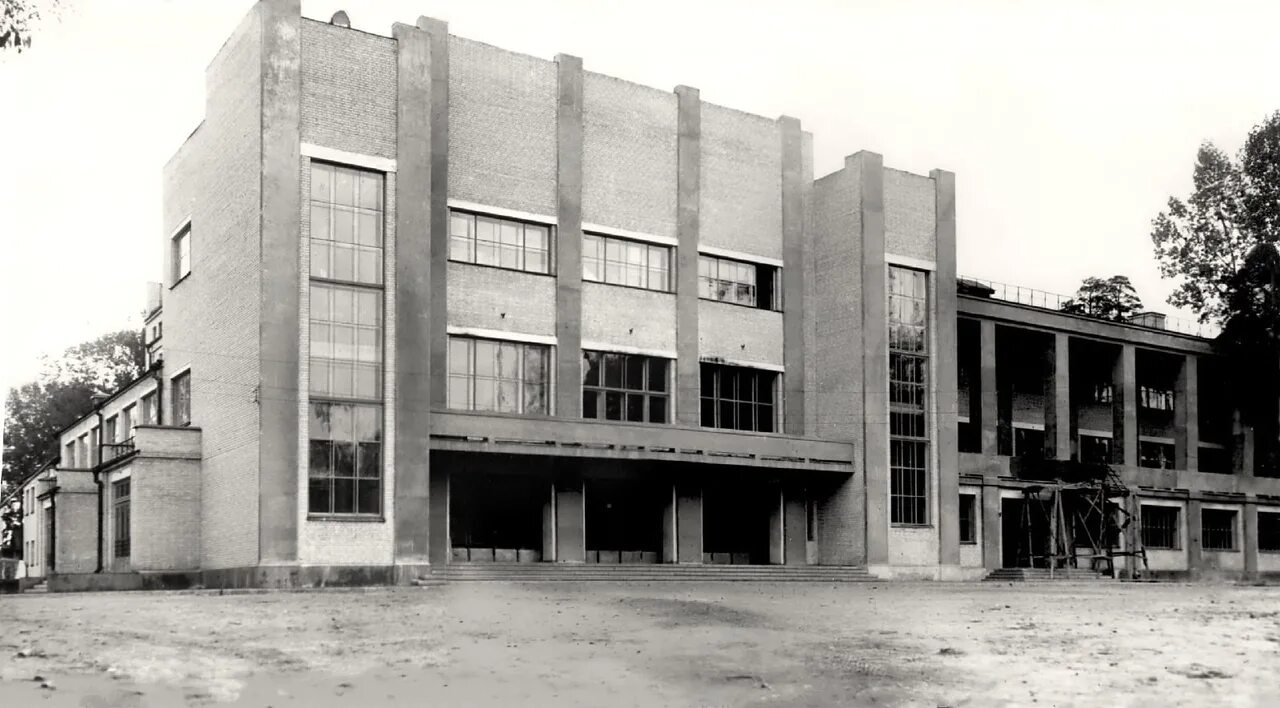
[[3, 0, 1280, 391]]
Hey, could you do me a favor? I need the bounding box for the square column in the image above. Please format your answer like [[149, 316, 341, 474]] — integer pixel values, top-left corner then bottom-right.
[[768, 487, 784, 565], [675, 483, 703, 563], [554, 479, 585, 563], [1186, 498, 1203, 578], [1113, 344, 1138, 467], [982, 483, 1001, 570], [979, 320, 998, 457], [1044, 333, 1071, 460], [783, 488, 808, 565], [1175, 354, 1199, 472], [1243, 499, 1258, 579]]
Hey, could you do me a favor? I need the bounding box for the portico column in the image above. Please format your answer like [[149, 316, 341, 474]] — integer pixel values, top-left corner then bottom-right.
[[1175, 354, 1199, 472], [1044, 333, 1071, 460], [1113, 344, 1138, 467], [979, 320, 998, 457]]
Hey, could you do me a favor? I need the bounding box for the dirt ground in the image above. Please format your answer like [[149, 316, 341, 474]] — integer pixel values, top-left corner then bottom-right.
[[1, 581, 1277, 707]]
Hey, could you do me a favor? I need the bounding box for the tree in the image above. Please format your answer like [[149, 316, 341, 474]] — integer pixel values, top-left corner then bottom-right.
[[1060, 275, 1144, 322], [1216, 243, 1280, 473], [0, 0, 57, 52], [1, 494, 21, 559], [2, 329, 146, 490], [1151, 112, 1280, 324]]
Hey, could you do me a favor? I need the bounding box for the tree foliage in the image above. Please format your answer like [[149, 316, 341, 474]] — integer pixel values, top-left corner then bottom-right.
[[1151, 112, 1280, 324], [1060, 275, 1144, 322], [0, 495, 20, 558], [2, 330, 146, 491], [0, 0, 55, 52]]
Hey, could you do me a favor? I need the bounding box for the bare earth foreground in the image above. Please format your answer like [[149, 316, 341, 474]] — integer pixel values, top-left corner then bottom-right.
[[1, 581, 1278, 707]]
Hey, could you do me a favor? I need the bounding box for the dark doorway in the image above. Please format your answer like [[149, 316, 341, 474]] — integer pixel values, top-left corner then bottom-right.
[[704, 480, 777, 564], [451, 468, 547, 560], [585, 478, 665, 562], [1001, 497, 1050, 568]]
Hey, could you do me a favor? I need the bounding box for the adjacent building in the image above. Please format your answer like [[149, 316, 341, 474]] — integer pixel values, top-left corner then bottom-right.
[[15, 0, 1280, 589]]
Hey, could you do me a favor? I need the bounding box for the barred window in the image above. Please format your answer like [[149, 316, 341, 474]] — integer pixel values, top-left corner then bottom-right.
[[582, 351, 669, 424], [1139, 386, 1174, 412], [1260, 512, 1280, 552], [309, 402, 382, 516], [699, 363, 779, 433], [449, 210, 552, 275], [698, 254, 780, 310], [112, 479, 131, 558], [1140, 505, 1179, 549], [1201, 509, 1236, 551], [583, 233, 670, 291], [889, 266, 929, 525], [310, 162, 384, 285], [447, 336, 550, 415], [959, 493, 977, 544], [172, 371, 191, 426], [310, 284, 383, 400]]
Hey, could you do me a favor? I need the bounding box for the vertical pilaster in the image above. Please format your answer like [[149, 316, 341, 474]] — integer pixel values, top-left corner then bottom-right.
[[1186, 498, 1203, 578], [258, 0, 302, 564], [675, 482, 703, 563], [554, 478, 585, 563], [417, 17, 450, 410], [982, 483, 1001, 569], [768, 486, 784, 565], [661, 483, 677, 563], [555, 55, 585, 419], [979, 320, 998, 457], [542, 484, 556, 562], [855, 151, 889, 567], [675, 86, 701, 427], [392, 21, 434, 562], [1243, 498, 1258, 579], [1044, 333, 1071, 460], [781, 117, 806, 435], [932, 168, 959, 570], [1175, 354, 1199, 472], [1113, 344, 1138, 467], [783, 487, 808, 565]]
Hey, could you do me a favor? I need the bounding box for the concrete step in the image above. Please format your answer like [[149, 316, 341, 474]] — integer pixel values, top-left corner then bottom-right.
[[984, 568, 1113, 582], [432, 563, 876, 582]]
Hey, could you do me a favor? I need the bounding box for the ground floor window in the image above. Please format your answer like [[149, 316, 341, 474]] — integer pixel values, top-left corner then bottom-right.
[[1201, 509, 1237, 551], [1259, 511, 1280, 552], [308, 402, 382, 516], [890, 439, 928, 525], [959, 493, 977, 544], [1140, 505, 1179, 549], [112, 479, 131, 558]]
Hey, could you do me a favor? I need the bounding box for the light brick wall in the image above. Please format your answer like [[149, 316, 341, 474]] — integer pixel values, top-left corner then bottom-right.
[[60, 377, 161, 458], [447, 263, 557, 337], [53, 471, 98, 575], [161, 7, 264, 570], [884, 168, 935, 262], [581, 282, 676, 354], [888, 525, 939, 568], [448, 36, 556, 215], [699, 104, 782, 260], [128, 426, 203, 571], [698, 301, 783, 367], [581, 72, 677, 238], [296, 159, 396, 565], [300, 20, 397, 160]]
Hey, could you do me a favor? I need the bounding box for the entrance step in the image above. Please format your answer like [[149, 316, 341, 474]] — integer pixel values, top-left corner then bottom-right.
[[25, 580, 48, 593], [983, 568, 1113, 582], [431, 563, 876, 582]]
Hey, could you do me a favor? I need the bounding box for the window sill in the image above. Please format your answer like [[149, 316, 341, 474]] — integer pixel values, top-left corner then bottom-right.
[[582, 278, 674, 296], [891, 523, 934, 529], [169, 273, 191, 290], [448, 258, 554, 278], [310, 275, 385, 289], [307, 514, 385, 523], [698, 296, 782, 313], [1202, 548, 1239, 553], [959, 541, 978, 546]]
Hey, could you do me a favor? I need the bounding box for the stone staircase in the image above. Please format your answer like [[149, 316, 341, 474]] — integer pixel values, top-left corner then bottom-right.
[[431, 563, 877, 582], [984, 567, 1113, 582]]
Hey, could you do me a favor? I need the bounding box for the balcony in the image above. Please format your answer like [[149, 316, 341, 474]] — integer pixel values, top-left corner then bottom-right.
[[101, 438, 136, 466]]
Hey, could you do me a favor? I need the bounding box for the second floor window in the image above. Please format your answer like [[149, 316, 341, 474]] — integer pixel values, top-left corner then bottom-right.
[[698, 255, 780, 310], [699, 363, 779, 433], [104, 415, 118, 445], [583, 234, 670, 292], [121, 404, 135, 440], [447, 336, 550, 415], [141, 391, 158, 426], [1140, 386, 1174, 412], [449, 210, 552, 275], [582, 351, 669, 424], [172, 371, 191, 426], [310, 162, 384, 285]]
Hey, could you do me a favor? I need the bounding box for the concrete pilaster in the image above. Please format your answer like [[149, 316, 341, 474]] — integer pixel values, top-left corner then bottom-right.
[[982, 482, 1001, 570], [781, 117, 806, 435], [1175, 354, 1199, 472], [855, 151, 888, 567], [783, 488, 808, 565], [554, 479, 585, 563], [542, 484, 556, 562], [258, 0, 302, 564], [675, 483, 702, 563], [661, 484, 677, 563], [675, 86, 701, 427], [428, 465, 449, 563], [1044, 333, 1071, 460], [1113, 344, 1138, 467], [768, 487, 784, 565], [392, 21, 434, 562], [1186, 498, 1203, 577], [417, 17, 450, 409], [555, 55, 584, 418], [1243, 498, 1258, 579], [979, 320, 999, 457], [932, 168, 959, 568]]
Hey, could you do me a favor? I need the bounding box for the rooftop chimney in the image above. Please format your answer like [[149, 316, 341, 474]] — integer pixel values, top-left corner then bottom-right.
[[144, 281, 163, 318], [330, 10, 350, 28], [1126, 311, 1167, 330]]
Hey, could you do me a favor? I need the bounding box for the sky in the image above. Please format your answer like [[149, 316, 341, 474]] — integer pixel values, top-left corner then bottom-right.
[[3, 0, 1280, 391]]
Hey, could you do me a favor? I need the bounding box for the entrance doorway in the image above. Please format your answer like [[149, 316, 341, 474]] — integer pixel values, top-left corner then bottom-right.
[[585, 478, 665, 563], [451, 469, 547, 562], [704, 481, 777, 564], [1001, 497, 1050, 568]]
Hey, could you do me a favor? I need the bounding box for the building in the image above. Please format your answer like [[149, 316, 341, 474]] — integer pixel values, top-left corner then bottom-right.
[[19, 0, 1280, 590]]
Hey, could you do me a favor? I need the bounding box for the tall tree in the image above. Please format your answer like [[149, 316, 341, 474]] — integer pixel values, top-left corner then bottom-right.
[[1151, 112, 1280, 324], [1060, 275, 1144, 322], [0, 0, 57, 52], [2, 329, 146, 490]]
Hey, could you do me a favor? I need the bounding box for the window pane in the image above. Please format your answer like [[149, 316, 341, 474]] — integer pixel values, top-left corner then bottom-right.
[[448, 376, 471, 409], [357, 479, 380, 515], [582, 390, 599, 418], [649, 395, 668, 424], [497, 381, 519, 412], [334, 441, 356, 478], [356, 405, 381, 442], [474, 378, 495, 411], [358, 172, 381, 210], [308, 440, 332, 477], [310, 403, 334, 439], [449, 338, 472, 375], [648, 359, 668, 392], [524, 384, 547, 415], [308, 478, 333, 514], [334, 169, 355, 207], [311, 323, 332, 358], [357, 212, 380, 247], [604, 354, 623, 388], [310, 205, 331, 242], [605, 391, 623, 420], [582, 351, 600, 386], [311, 163, 333, 202], [331, 287, 354, 323], [626, 393, 645, 422], [625, 355, 646, 390], [357, 442, 381, 477], [333, 478, 356, 514]]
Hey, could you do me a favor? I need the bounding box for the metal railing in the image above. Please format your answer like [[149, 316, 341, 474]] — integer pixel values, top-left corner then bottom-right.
[[101, 437, 136, 465], [959, 276, 1220, 339]]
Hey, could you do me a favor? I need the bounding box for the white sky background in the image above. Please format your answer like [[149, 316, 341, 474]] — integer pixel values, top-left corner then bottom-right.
[[3, 0, 1280, 392]]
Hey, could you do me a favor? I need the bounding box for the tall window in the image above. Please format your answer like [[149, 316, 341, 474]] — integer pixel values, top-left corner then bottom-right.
[[447, 336, 550, 415], [310, 284, 383, 399], [104, 415, 118, 444], [449, 210, 552, 275], [1201, 509, 1236, 551], [959, 493, 977, 544], [889, 266, 929, 525], [64, 441, 76, 468], [583, 234, 670, 291], [310, 162, 384, 285], [141, 391, 158, 425], [698, 255, 780, 310], [172, 224, 191, 284], [121, 404, 135, 440], [309, 402, 382, 515], [77, 434, 88, 467], [1259, 511, 1280, 552], [582, 351, 669, 423], [699, 363, 779, 433], [1140, 505, 1179, 549], [172, 371, 191, 426], [112, 479, 131, 558]]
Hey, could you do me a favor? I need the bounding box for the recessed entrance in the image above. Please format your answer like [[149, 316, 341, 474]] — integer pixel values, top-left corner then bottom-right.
[[585, 478, 665, 563], [704, 480, 778, 565], [451, 468, 548, 562]]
